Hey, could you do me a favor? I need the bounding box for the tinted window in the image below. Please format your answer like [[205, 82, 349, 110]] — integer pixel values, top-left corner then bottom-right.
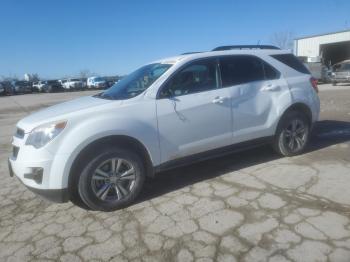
[[220, 56, 265, 87], [263, 61, 280, 80], [271, 54, 310, 74], [160, 59, 218, 97]]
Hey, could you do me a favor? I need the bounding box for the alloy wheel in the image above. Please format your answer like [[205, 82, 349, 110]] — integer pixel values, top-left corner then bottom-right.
[[283, 119, 308, 152], [91, 158, 136, 201]]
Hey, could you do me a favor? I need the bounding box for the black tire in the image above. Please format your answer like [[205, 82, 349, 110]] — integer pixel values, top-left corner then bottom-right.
[[273, 111, 310, 157], [78, 147, 145, 211], [70, 189, 91, 210]]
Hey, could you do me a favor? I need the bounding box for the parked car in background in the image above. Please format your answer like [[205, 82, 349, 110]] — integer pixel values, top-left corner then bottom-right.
[[331, 60, 350, 85], [9, 46, 320, 211], [0, 82, 4, 95], [104, 76, 121, 88], [1, 81, 14, 95], [63, 78, 84, 91], [58, 79, 67, 88], [32, 81, 40, 92], [11, 81, 32, 94], [87, 76, 107, 89], [41, 80, 64, 93], [32, 81, 48, 92], [80, 78, 88, 89], [106, 79, 117, 88]]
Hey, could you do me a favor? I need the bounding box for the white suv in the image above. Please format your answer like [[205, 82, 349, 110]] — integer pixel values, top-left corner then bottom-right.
[[63, 78, 84, 90], [87, 76, 107, 89], [9, 46, 320, 211]]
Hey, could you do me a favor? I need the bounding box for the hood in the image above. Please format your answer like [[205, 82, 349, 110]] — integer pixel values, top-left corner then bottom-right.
[[18, 96, 113, 132]]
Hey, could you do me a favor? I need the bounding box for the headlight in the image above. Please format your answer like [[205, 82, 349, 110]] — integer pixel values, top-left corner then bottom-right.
[[26, 121, 67, 148]]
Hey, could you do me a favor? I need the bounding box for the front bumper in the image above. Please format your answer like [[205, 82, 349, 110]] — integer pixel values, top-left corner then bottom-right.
[[8, 158, 69, 203], [9, 132, 71, 203], [26, 185, 69, 203]]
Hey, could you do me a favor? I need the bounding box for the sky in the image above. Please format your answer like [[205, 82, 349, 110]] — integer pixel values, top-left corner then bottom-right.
[[1, 0, 350, 79]]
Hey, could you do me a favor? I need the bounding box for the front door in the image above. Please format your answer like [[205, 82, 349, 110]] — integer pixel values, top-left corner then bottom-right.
[[156, 58, 233, 163]]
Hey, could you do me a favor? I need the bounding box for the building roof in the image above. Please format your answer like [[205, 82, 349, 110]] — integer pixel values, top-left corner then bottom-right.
[[295, 29, 350, 40]]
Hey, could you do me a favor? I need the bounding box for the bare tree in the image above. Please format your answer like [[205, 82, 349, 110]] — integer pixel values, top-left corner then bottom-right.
[[79, 69, 92, 79], [31, 73, 40, 82], [270, 31, 294, 50], [1, 74, 18, 81]]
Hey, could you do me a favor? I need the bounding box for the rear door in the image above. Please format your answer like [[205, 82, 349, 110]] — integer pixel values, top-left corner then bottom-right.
[[219, 55, 289, 143], [156, 58, 233, 163]]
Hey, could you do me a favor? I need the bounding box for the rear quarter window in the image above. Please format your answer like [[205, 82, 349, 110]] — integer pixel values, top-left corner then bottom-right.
[[271, 54, 310, 74]]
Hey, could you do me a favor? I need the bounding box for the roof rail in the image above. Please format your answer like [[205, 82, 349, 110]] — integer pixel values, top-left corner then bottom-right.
[[212, 45, 280, 51], [181, 51, 203, 55]]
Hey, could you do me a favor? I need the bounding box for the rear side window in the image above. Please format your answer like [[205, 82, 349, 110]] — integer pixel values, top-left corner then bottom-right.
[[220, 56, 264, 87], [271, 54, 310, 74], [220, 55, 278, 87]]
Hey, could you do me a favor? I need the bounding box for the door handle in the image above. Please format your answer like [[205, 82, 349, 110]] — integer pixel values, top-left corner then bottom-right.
[[212, 96, 226, 104], [260, 84, 280, 92]]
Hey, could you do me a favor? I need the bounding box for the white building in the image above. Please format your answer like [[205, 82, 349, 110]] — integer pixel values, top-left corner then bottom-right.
[[24, 73, 31, 81], [294, 30, 350, 65]]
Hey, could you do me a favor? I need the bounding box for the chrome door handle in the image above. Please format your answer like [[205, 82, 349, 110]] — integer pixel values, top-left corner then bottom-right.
[[260, 84, 280, 92], [212, 96, 226, 104]]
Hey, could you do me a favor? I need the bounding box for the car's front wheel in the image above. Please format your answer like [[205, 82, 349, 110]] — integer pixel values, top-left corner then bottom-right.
[[78, 147, 145, 211], [273, 111, 310, 157]]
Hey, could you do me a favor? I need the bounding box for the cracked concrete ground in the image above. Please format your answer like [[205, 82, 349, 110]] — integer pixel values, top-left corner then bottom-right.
[[0, 84, 350, 262]]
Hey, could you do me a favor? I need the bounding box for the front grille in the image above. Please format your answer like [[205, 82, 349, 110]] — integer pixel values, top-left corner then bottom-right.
[[13, 146, 19, 159], [15, 128, 25, 139]]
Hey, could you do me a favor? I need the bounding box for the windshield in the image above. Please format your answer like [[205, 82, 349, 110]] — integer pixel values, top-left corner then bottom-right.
[[94, 77, 104, 82], [99, 63, 172, 100]]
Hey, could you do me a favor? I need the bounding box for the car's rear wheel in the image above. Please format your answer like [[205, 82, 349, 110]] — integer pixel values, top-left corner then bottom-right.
[[78, 147, 145, 211], [273, 111, 310, 156]]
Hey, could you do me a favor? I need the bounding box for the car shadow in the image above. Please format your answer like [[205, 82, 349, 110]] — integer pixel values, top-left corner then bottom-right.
[[136, 120, 350, 204]]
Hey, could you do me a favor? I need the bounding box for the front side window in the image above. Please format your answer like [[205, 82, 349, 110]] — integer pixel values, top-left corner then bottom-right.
[[160, 58, 218, 98], [100, 63, 172, 100], [220, 56, 265, 87]]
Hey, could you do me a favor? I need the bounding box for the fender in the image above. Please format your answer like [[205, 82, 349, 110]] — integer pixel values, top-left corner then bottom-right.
[[48, 109, 160, 189]]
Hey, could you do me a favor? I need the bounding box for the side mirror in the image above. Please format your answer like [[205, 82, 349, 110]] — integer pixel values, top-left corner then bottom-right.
[[159, 87, 174, 99]]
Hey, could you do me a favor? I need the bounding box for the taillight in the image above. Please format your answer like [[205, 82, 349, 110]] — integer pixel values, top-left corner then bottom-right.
[[310, 77, 318, 93]]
